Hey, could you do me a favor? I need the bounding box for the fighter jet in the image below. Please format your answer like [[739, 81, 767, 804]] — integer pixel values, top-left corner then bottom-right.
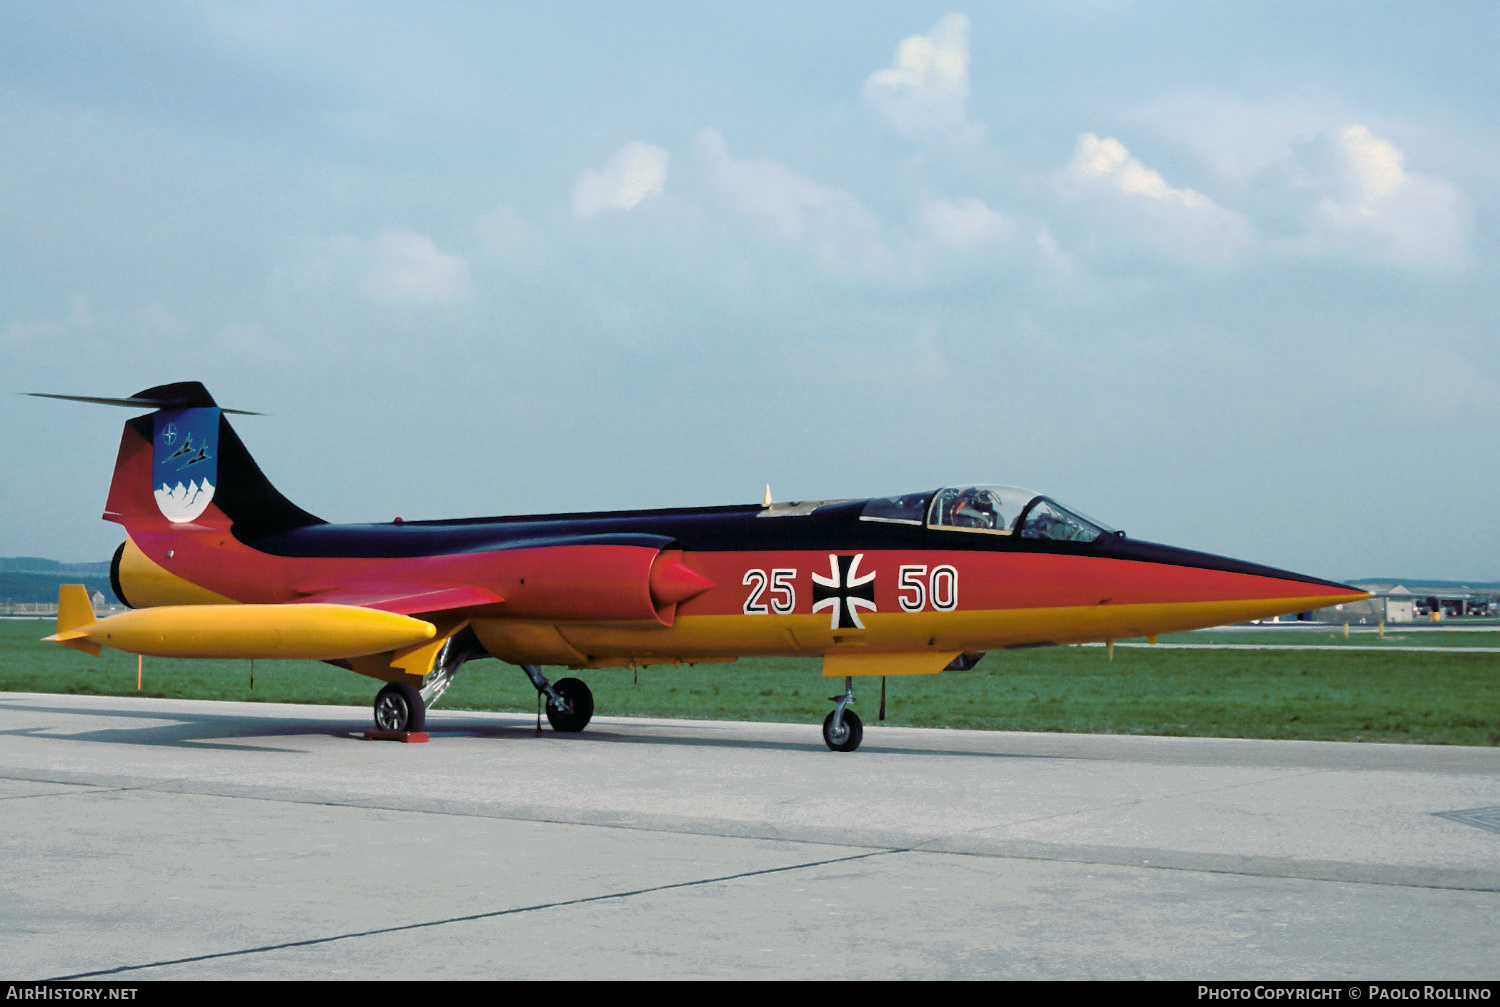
[[41, 382, 1366, 750]]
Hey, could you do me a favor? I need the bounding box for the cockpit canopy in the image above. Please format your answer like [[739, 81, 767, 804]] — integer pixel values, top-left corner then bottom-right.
[[860, 485, 1114, 543]]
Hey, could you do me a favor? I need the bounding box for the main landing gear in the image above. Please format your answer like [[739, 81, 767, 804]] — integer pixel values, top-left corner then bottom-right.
[[521, 664, 595, 733], [367, 652, 595, 737], [369, 628, 487, 734], [374, 681, 425, 733], [822, 676, 863, 752]]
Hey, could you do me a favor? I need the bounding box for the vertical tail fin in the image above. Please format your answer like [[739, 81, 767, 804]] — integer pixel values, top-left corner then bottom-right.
[[96, 382, 323, 536], [46, 585, 101, 655]]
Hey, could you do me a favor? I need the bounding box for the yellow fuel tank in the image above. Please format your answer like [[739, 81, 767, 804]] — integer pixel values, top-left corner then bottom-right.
[[48, 592, 435, 660]]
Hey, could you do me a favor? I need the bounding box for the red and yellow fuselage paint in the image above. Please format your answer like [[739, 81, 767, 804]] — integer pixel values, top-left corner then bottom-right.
[[481, 547, 1365, 674], [100, 408, 1366, 679], [112, 521, 1365, 678]]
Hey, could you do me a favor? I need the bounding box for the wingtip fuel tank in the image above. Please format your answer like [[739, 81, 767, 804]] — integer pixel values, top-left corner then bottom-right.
[[47, 586, 435, 661]]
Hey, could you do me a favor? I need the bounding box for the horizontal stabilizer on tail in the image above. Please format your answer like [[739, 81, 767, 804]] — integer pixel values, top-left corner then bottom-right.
[[37, 381, 326, 536], [26, 382, 262, 415]]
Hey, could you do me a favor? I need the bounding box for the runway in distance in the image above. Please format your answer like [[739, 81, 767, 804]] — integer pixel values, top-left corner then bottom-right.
[[38, 382, 1367, 751]]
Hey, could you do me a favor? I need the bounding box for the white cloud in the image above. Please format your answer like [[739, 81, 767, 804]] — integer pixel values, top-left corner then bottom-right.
[[792, 330, 952, 386], [1300, 124, 1470, 268], [475, 204, 545, 263], [129, 302, 189, 341], [1337, 125, 1405, 207], [3, 296, 200, 355], [863, 13, 982, 147], [212, 321, 289, 363], [363, 230, 472, 305], [1123, 96, 1473, 271], [689, 131, 1053, 281], [1126, 91, 1333, 186], [1065, 133, 1211, 209], [4, 317, 66, 347], [896, 196, 1067, 282], [287, 230, 472, 306], [914, 195, 1012, 248], [573, 141, 669, 218], [3, 295, 95, 347], [1059, 133, 1254, 265], [694, 128, 888, 273]]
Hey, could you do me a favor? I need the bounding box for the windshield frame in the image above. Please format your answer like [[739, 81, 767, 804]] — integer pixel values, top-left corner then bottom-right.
[[925, 485, 1040, 536], [919, 485, 1116, 543], [1014, 495, 1115, 543], [857, 490, 936, 526]]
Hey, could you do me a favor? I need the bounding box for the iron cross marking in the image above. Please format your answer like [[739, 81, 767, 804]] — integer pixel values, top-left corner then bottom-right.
[[811, 553, 876, 630]]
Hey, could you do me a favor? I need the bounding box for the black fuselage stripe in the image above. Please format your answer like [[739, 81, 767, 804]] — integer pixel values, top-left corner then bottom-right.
[[229, 502, 1348, 591]]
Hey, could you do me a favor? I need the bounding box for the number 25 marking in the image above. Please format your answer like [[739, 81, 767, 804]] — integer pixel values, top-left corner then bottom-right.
[[742, 568, 796, 614]]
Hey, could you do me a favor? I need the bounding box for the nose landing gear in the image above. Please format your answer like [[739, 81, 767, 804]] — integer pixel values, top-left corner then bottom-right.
[[543, 677, 595, 733], [822, 676, 863, 752], [521, 664, 595, 733]]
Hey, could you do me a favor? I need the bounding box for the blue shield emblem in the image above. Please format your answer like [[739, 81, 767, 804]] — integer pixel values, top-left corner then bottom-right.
[[152, 407, 220, 522]]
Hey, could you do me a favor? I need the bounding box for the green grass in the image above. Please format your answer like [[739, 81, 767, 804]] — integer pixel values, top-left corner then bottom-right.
[[2, 619, 1495, 745]]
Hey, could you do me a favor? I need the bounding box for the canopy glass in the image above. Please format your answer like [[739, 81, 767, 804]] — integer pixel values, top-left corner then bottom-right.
[[860, 485, 1114, 543]]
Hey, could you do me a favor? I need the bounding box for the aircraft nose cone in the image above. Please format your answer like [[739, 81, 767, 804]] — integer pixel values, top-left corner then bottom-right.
[[1094, 535, 1365, 597], [1083, 535, 1369, 634]]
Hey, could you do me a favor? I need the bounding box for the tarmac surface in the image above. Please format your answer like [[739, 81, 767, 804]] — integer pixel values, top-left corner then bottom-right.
[[1, 691, 1496, 981]]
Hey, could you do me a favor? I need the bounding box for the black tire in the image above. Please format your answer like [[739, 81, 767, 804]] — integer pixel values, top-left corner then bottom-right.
[[545, 677, 594, 733], [822, 708, 863, 752], [374, 681, 425, 733]]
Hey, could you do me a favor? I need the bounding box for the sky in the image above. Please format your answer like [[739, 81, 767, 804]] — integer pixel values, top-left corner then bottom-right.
[[2, 2, 1496, 581]]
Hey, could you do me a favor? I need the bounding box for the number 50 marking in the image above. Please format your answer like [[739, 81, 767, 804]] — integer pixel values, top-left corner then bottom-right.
[[897, 564, 958, 612]]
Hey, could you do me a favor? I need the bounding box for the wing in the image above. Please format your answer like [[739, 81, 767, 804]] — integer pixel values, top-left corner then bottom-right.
[[294, 584, 504, 616]]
